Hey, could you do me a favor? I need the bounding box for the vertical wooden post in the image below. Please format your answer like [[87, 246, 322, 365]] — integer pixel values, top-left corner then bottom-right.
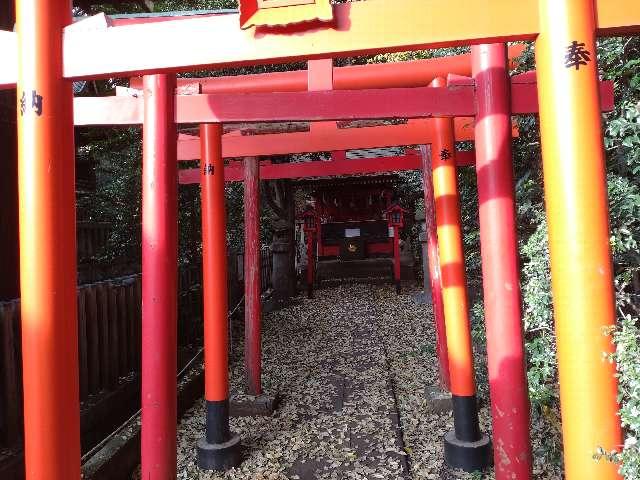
[[472, 43, 532, 479], [16, 0, 81, 478], [536, 1, 622, 478], [197, 123, 241, 471], [306, 228, 315, 299], [141, 74, 178, 480], [430, 78, 490, 472], [393, 225, 401, 294], [420, 145, 450, 392], [244, 156, 262, 395]]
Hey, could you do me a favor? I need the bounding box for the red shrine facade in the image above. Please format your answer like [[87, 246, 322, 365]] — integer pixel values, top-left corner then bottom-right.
[[300, 175, 406, 262]]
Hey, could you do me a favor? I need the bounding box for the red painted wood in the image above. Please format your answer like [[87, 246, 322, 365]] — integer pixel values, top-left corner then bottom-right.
[[472, 43, 532, 478], [200, 123, 231, 402], [392, 225, 401, 286], [307, 58, 336, 159], [72, 78, 613, 127], [511, 76, 614, 113], [192, 117, 478, 159], [366, 242, 393, 255], [306, 232, 315, 297], [308, 58, 333, 91], [244, 157, 262, 396], [128, 45, 525, 94], [73, 85, 475, 125], [16, 2, 81, 478], [331, 151, 347, 161], [420, 144, 451, 392], [141, 74, 178, 480], [179, 86, 475, 121], [178, 150, 476, 185]]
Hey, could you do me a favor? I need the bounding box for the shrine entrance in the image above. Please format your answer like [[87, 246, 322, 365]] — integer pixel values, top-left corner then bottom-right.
[[297, 173, 411, 289]]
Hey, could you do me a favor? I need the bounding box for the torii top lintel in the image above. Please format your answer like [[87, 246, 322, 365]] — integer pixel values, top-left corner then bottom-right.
[[0, 0, 639, 86]]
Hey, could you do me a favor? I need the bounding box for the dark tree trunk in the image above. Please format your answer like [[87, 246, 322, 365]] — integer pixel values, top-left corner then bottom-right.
[[263, 179, 297, 301]]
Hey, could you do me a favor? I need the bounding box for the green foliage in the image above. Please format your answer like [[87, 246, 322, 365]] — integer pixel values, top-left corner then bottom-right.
[[77, 128, 143, 267], [601, 37, 640, 478], [153, 0, 238, 11], [616, 308, 640, 479]]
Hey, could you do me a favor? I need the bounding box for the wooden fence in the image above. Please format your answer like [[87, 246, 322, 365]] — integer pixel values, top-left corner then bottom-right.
[[0, 299, 21, 448], [235, 246, 273, 293], [0, 248, 273, 453], [0, 269, 201, 451], [77, 222, 111, 262]]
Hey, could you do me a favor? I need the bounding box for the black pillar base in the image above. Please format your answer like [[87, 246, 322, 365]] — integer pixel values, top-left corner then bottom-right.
[[395, 281, 402, 295], [197, 434, 241, 471], [307, 284, 314, 299], [443, 429, 492, 473]]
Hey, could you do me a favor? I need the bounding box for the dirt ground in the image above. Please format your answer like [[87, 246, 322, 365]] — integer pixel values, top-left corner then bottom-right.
[[163, 283, 561, 479]]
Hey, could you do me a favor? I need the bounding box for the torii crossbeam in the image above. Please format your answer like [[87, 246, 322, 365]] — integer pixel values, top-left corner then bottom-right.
[[73, 72, 613, 125]]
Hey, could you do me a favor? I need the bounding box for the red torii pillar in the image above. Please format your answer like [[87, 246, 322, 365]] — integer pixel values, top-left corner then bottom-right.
[[141, 74, 178, 480], [392, 222, 401, 294], [386, 203, 406, 295], [472, 43, 532, 479], [420, 145, 451, 392], [304, 58, 333, 300], [430, 77, 491, 472], [536, 1, 622, 478], [244, 156, 262, 395], [301, 206, 318, 299], [197, 123, 241, 470], [16, 1, 81, 479]]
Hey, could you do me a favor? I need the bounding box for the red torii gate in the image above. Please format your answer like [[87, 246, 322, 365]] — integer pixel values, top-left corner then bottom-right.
[[64, 46, 546, 474], [75, 52, 614, 477], [127, 44, 526, 93], [179, 147, 476, 184], [172, 65, 613, 478], [3, 1, 636, 480]]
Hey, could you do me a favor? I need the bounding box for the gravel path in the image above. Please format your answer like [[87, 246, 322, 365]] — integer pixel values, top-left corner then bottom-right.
[[172, 283, 555, 480]]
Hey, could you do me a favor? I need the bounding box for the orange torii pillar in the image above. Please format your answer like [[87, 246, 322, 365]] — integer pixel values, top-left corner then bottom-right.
[[16, 1, 81, 479], [197, 123, 241, 471], [536, 1, 622, 479], [430, 78, 491, 472], [472, 43, 532, 478], [420, 145, 451, 392], [141, 74, 178, 480], [244, 156, 262, 395]]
